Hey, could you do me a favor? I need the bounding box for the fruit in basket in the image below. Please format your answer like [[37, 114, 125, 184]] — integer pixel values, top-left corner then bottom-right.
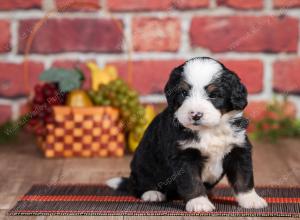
[[128, 105, 156, 152], [90, 78, 148, 136], [28, 83, 65, 136], [66, 90, 93, 107], [87, 62, 118, 91]]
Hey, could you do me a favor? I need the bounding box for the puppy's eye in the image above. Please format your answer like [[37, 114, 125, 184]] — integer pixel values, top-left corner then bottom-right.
[[181, 90, 188, 97], [209, 91, 221, 99]]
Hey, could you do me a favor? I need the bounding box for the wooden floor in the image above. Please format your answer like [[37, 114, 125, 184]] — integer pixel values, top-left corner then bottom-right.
[[1, 134, 299, 220]]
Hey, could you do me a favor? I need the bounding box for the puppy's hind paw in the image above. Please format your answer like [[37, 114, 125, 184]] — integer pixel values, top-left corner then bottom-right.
[[141, 190, 166, 202], [236, 189, 268, 209], [186, 196, 215, 212]]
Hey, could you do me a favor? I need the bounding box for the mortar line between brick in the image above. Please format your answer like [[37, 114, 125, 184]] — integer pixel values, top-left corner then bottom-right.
[[262, 56, 274, 99], [100, 0, 106, 12], [1, 52, 298, 62], [42, 0, 56, 11], [2, 8, 300, 20], [11, 102, 20, 120], [178, 14, 190, 54], [210, 0, 217, 9], [10, 20, 18, 56], [264, 0, 273, 12]]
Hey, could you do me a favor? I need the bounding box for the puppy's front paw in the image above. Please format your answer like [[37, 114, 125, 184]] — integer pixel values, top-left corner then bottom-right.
[[186, 196, 215, 212], [141, 190, 166, 202], [236, 189, 268, 209]]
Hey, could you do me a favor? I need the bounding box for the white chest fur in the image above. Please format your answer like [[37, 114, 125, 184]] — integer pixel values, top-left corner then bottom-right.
[[179, 112, 246, 184]]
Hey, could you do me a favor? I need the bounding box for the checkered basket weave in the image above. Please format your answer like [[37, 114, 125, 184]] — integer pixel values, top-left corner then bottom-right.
[[37, 106, 125, 158]]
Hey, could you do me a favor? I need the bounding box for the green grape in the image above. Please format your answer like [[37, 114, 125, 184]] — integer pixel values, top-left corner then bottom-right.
[[110, 84, 118, 93], [114, 79, 123, 87], [121, 98, 128, 105], [128, 90, 138, 98], [135, 107, 144, 118], [123, 111, 131, 119], [102, 100, 111, 106], [101, 88, 109, 96], [93, 78, 146, 134], [116, 93, 124, 101], [128, 100, 138, 109], [88, 90, 95, 97], [128, 102, 134, 108], [130, 115, 137, 124], [94, 96, 103, 105], [108, 92, 116, 100], [119, 85, 128, 94], [112, 99, 120, 107]]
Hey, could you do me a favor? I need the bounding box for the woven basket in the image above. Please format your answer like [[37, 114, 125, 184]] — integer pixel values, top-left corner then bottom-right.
[[37, 106, 125, 158]]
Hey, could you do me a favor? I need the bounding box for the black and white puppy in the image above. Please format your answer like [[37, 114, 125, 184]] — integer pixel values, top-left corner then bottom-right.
[[107, 57, 267, 212]]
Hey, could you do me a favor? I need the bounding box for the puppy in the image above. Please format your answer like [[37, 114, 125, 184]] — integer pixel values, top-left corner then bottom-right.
[[107, 57, 267, 212]]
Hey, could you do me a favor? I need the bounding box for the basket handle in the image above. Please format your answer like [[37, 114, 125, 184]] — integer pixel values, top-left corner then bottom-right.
[[23, 1, 133, 94]]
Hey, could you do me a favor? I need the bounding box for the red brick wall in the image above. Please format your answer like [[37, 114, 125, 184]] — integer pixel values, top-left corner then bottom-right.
[[0, 0, 300, 122]]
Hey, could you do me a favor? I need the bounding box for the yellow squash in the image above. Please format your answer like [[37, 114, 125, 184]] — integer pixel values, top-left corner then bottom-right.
[[87, 62, 118, 91], [128, 105, 156, 152]]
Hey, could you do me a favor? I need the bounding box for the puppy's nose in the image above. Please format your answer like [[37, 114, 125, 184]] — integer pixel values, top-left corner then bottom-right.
[[190, 112, 203, 121]]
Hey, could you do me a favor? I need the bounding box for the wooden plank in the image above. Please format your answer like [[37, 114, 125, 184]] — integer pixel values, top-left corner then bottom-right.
[[274, 139, 300, 183], [58, 156, 131, 184], [251, 140, 299, 186], [0, 137, 64, 210]]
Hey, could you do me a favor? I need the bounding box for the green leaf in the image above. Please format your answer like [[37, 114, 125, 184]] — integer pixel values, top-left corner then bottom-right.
[[40, 68, 82, 92], [59, 73, 81, 92], [75, 68, 85, 82], [40, 68, 65, 81]]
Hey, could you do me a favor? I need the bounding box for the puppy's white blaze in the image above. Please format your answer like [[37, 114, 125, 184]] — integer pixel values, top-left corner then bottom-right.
[[106, 177, 123, 189], [236, 189, 268, 209], [141, 191, 166, 202], [184, 58, 222, 96], [186, 196, 215, 212]]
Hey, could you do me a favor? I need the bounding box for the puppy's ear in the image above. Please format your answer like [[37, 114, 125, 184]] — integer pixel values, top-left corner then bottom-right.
[[164, 65, 184, 106], [230, 73, 248, 110]]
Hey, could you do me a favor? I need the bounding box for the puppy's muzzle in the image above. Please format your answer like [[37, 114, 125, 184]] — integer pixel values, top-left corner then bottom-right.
[[190, 111, 203, 123]]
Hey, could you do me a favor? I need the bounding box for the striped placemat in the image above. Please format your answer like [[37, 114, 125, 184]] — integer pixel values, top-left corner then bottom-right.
[[8, 184, 300, 217]]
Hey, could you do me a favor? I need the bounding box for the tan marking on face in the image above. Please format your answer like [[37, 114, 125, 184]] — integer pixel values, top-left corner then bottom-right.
[[178, 80, 190, 91], [206, 84, 217, 93]]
